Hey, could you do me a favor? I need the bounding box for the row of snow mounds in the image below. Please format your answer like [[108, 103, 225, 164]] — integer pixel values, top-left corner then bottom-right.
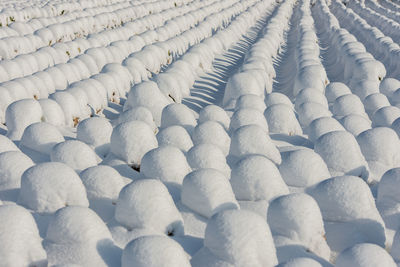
[[347, 0, 400, 44], [329, 0, 400, 78], [0, 0, 184, 60], [0, 0, 210, 80], [0, 0, 245, 129], [314, 0, 400, 181], [381, 0, 400, 13], [365, 0, 400, 22], [0, 0, 129, 25]]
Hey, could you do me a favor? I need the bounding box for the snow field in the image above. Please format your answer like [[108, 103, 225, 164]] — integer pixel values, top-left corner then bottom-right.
[[1, 0, 400, 266]]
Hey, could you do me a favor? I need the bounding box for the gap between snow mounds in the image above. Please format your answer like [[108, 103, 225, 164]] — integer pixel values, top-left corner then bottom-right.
[[181, 2, 278, 114], [271, 0, 300, 100]]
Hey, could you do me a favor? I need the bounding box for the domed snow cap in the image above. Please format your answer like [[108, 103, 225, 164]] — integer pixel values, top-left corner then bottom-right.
[[229, 124, 281, 165], [80, 165, 125, 201], [277, 257, 323, 267], [336, 243, 396, 267], [203, 209, 277, 266], [264, 104, 302, 135], [156, 125, 193, 152], [267, 193, 330, 260], [229, 108, 268, 133], [325, 82, 351, 103], [18, 162, 89, 213], [307, 117, 345, 143], [38, 99, 66, 126], [235, 94, 266, 112], [279, 148, 331, 188], [181, 169, 238, 218], [160, 103, 197, 134], [117, 106, 157, 133], [363, 93, 390, 117], [115, 179, 183, 236], [297, 102, 332, 130], [372, 106, 400, 127], [340, 114, 372, 136], [124, 81, 171, 126], [0, 205, 47, 267], [198, 104, 230, 131], [314, 131, 369, 180], [20, 122, 64, 155], [141, 145, 191, 198], [0, 135, 19, 153], [45, 206, 119, 266], [223, 72, 264, 107], [308, 176, 382, 223], [192, 121, 230, 156], [294, 88, 328, 110], [6, 99, 43, 140], [357, 127, 400, 181], [187, 144, 230, 178], [265, 92, 294, 110], [110, 120, 158, 168], [122, 235, 190, 267], [332, 94, 368, 119], [377, 168, 400, 206], [77, 117, 113, 157], [51, 140, 98, 173], [0, 151, 34, 192], [231, 154, 288, 201], [380, 78, 400, 97]]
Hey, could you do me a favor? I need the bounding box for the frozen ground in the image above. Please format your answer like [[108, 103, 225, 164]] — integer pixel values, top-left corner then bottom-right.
[[0, 0, 400, 266]]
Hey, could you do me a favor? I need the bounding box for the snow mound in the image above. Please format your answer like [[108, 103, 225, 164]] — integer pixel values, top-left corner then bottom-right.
[[193, 209, 277, 266], [187, 144, 230, 178], [268, 193, 330, 260], [140, 145, 191, 199], [181, 168, 238, 218], [340, 114, 372, 136], [265, 92, 293, 110], [6, 99, 43, 140], [297, 102, 332, 130], [314, 131, 369, 180], [18, 162, 89, 213], [45, 206, 120, 266], [229, 108, 268, 133], [110, 120, 158, 168], [0, 151, 34, 191], [0, 204, 47, 267], [372, 106, 400, 127], [357, 127, 400, 181], [363, 93, 390, 118], [192, 121, 230, 156], [198, 104, 230, 131], [264, 104, 302, 135], [325, 82, 351, 104], [156, 125, 193, 153], [161, 103, 197, 134], [279, 148, 331, 188], [235, 94, 266, 112], [332, 94, 368, 119], [124, 81, 170, 126], [80, 165, 126, 222], [38, 99, 66, 127], [122, 235, 190, 267], [294, 88, 328, 110], [307, 117, 345, 143], [229, 124, 281, 165], [230, 154, 288, 201], [336, 243, 396, 267], [50, 140, 98, 173], [223, 72, 264, 107], [117, 106, 157, 133], [115, 179, 183, 236], [77, 117, 113, 158], [20, 122, 64, 155]]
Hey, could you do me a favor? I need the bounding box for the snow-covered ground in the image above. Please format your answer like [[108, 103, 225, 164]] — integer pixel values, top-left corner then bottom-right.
[[1, 0, 400, 265]]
